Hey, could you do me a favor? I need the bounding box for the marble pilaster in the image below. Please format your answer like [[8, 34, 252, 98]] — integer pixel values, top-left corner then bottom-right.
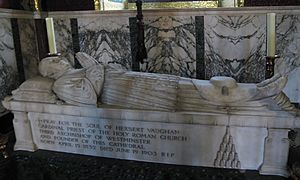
[[13, 111, 37, 151], [260, 129, 290, 177]]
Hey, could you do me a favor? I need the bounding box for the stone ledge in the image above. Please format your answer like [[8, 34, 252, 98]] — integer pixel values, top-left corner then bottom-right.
[[46, 6, 300, 18], [0, 6, 300, 19]]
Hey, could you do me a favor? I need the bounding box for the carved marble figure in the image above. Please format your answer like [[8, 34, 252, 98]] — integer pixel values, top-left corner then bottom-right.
[[12, 52, 295, 114], [3, 52, 300, 178], [38, 55, 104, 106]]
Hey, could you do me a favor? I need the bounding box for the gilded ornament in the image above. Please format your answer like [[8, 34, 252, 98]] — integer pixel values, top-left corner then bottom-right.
[[34, 0, 40, 11], [128, 1, 218, 10], [94, 0, 101, 10]]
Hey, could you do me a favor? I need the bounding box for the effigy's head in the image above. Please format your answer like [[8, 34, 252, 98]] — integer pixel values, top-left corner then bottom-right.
[[39, 56, 73, 79]]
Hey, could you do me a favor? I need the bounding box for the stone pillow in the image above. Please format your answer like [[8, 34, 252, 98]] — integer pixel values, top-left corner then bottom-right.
[[12, 76, 57, 103]]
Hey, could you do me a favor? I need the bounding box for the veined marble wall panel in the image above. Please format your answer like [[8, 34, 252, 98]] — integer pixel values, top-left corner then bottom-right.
[[283, 67, 300, 104], [204, 15, 266, 83], [0, 18, 19, 113], [276, 14, 300, 104], [54, 18, 74, 65], [78, 17, 131, 70], [141, 16, 196, 78], [18, 19, 39, 79], [276, 14, 300, 73]]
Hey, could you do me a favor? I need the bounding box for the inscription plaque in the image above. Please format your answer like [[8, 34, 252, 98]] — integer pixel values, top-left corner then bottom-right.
[[28, 112, 266, 169]]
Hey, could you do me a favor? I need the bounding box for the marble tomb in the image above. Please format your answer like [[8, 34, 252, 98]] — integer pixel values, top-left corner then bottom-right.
[[2, 52, 300, 177]]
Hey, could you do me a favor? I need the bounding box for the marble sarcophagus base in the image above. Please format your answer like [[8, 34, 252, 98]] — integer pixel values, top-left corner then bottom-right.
[[3, 98, 299, 177]]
